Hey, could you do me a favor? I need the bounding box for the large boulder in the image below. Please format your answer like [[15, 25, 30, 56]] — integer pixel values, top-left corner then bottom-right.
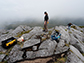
[[39, 39, 57, 54], [26, 40, 57, 59], [4, 45, 24, 63], [70, 45, 84, 61], [54, 39, 69, 54], [26, 49, 49, 59], [55, 26, 70, 44], [22, 27, 43, 40], [12, 25, 31, 35], [22, 39, 40, 49], [70, 34, 84, 53], [55, 46, 69, 55], [66, 51, 84, 63]]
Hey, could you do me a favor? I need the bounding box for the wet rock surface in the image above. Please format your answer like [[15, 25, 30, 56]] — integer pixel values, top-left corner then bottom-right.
[[0, 25, 84, 63]]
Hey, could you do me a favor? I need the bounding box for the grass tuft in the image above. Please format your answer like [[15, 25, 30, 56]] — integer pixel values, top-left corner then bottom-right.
[[79, 26, 84, 28], [15, 30, 31, 37], [65, 29, 67, 31], [71, 26, 77, 29]]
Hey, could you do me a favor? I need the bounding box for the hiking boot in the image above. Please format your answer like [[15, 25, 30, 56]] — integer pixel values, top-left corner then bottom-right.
[[45, 30, 48, 32], [43, 30, 45, 32]]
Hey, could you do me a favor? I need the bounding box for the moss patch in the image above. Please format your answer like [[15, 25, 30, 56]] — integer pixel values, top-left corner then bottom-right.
[[53, 57, 66, 63], [82, 53, 84, 56], [65, 43, 69, 47], [68, 31, 72, 34], [41, 38, 47, 42], [0, 61, 8, 63], [17, 42, 22, 45], [79, 26, 84, 28], [71, 26, 77, 29], [80, 30, 83, 32], [5, 47, 13, 56], [15, 30, 31, 37], [55, 30, 59, 32], [65, 29, 67, 31], [48, 31, 52, 35], [0, 52, 5, 54]]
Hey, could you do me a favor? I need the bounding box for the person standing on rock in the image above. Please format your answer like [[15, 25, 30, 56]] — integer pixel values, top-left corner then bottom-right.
[[67, 23, 72, 30], [43, 12, 49, 32]]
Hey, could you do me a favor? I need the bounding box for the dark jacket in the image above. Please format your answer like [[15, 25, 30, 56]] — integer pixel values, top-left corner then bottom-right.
[[44, 15, 49, 21], [68, 23, 72, 26]]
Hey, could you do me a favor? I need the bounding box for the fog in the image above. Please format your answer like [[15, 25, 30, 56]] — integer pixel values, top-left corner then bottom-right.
[[0, 0, 84, 29]]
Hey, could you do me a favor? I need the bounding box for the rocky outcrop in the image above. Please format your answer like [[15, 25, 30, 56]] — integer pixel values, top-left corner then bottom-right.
[[0, 25, 84, 63], [22, 39, 40, 49], [12, 25, 31, 36], [4, 45, 24, 63], [21, 27, 43, 40], [66, 51, 84, 63], [70, 45, 84, 61]]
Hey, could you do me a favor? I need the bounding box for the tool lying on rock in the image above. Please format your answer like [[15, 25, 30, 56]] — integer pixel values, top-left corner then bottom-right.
[[2, 37, 17, 48]]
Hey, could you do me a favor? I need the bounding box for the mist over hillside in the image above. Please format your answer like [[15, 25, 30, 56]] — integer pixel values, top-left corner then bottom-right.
[[1, 18, 84, 30]]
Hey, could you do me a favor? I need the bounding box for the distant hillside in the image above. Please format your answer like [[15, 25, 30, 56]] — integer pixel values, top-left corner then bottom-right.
[[2, 18, 84, 30]]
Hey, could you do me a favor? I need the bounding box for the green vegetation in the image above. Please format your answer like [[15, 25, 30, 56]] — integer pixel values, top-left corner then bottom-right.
[[17, 42, 24, 48], [79, 26, 84, 28], [69, 49, 73, 53], [65, 43, 69, 47], [5, 47, 13, 56], [71, 26, 77, 29], [55, 30, 59, 32], [83, 41, 84, 43], [0, 52, 5, 54], [0, 61, 8, 63], [41, 38, 47, 42], [80, 30, 83, 32], [48, 31, 52, 35], [17, 41, 22, 45], [82, 53, 84, 56], [15, 30, 31, 37], [53, 57, 66, 63], [68, 31, 72, 34], [65, 29, 67, 31]]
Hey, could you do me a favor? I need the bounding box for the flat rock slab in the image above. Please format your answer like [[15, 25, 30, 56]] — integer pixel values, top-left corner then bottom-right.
[[70, 45, 84, 61], [0, 54, 6, 62], [66, 51, 84, 63], [8, 51, 24, 63], [12, 25, 31, 35], [22, 27, 43, 40], [35, 49, 50, 57], [55, 46, 69, 55], [26, 40, 57, 59], [57, 40, 65, 47], [22, 39, 40, 49], [39, 39, 57, 52], [5, 45, 24, 63], [26, 49, 53, 59]]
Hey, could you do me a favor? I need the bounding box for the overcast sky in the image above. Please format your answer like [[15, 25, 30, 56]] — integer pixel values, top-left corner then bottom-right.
[[0, 0, 84, 22]]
